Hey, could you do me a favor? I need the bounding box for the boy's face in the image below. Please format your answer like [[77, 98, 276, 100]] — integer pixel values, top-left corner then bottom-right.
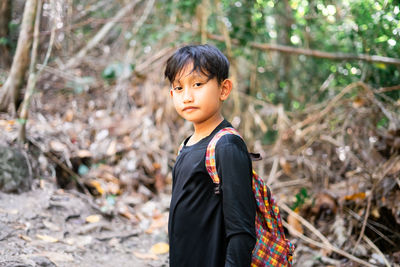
[[170, 63, 232, 127]]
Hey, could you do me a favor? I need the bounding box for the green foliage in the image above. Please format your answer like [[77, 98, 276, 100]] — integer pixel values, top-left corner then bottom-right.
[[102, 62, 134, 82], [189, 0, 400, 111], [377, 116, 389, 129], [262, 129, 278, 145], [0, 37, 8, 45], [291, 187, 309, 210], [66, 76, 95, 94]]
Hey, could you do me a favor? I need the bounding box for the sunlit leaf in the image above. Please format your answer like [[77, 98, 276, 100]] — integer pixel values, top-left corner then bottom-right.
[[150, 242, 169, 255]]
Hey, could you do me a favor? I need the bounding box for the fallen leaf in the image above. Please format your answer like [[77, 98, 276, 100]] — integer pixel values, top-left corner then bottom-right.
[[344, 192, 366, 201], [36, 234, 58, 243], [40, 251, 74, 262], [150, 242, 169, 255], [19, 234, 32, 241], [371, 207, 380, 218], [133, 251, 158, 260], [64, 109, 74, 122], [145, 216, 167, 234], [77, 150, 92, 158], [87, 180, 105, 195], [50, 140, 67, 152], [352, 97, 365, 108], [85, 214, 101, 223], [43, 220, 61, 231], [106, 181, 120, 195], [118, 205, 137, 222], [311, 193, 337, 221], [9, 209, 18, 214], [279, 157, 292, 175], [155, 172, 166, 193], [106, 139, 117, 156], [287, 212, 303, 236]]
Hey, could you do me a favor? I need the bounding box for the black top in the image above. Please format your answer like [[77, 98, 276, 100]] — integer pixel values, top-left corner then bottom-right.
[[168, 120, 256, 267]]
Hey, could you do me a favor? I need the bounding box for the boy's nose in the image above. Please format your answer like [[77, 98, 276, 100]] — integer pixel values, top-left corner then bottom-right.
[[183, 88, 193, 102]]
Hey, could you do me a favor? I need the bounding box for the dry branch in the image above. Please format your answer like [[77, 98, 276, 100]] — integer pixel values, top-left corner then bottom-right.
[[280, 203, 376, 267], [207, 33, 400, 66], [65, 0, 141, 69]]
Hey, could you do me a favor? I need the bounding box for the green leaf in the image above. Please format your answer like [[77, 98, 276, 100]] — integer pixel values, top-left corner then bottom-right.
[[0, 37, 8, 45], [377, 117, 388, 129], [17, 118, 27, 125], [375, 35, 388, 43]]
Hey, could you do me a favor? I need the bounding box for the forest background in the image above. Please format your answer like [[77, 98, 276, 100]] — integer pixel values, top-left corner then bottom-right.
[[0, 0, 399, 266]]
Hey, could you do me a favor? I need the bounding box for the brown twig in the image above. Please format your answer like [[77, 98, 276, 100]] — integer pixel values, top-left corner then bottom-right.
[[207, 33, 400, 66], [282, 219, 376, 267], [65, 0, 141, 69], [363, 235, 391, 267]]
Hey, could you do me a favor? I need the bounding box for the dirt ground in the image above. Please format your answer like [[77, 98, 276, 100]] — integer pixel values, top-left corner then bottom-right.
[[0, 180, 169, 267]]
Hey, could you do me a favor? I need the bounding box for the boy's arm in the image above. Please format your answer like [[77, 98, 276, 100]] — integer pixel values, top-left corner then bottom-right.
[[216, 135, 256, 266]]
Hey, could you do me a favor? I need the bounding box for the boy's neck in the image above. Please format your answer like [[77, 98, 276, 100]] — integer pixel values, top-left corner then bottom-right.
[[188, 114, 224, 146]]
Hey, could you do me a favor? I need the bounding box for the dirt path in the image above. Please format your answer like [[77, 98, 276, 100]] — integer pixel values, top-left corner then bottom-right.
[[0, 182, 169, 267]]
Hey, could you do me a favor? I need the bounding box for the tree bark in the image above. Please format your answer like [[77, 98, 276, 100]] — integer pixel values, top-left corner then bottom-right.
[[19, 0, 44, 143], [276, 0, 294, 108], [0, 0, 12, 68], [0, 0, 38, 113]]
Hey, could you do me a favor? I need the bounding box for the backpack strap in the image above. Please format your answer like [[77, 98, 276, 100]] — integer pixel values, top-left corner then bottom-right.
[[205, 127, 242, 194]]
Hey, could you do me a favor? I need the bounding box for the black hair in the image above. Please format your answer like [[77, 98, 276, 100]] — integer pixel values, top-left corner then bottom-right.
[[164, 44, 230, 85]]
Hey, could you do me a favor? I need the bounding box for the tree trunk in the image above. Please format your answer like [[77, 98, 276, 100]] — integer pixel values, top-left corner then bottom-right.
[[0, 0, 38, 113], [276, 0, 294, 109], [0, 0, 12, 68]]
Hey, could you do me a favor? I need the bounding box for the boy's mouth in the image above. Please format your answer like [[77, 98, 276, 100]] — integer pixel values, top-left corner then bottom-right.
[[182, 106, 198, 112]]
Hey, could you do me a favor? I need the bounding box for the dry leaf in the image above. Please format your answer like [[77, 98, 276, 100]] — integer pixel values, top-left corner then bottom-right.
[[344, 192, 366, 201], [88, 180, 105, 195], [106, 139, 117, 156], [40, 251, 74, 262], [145, 216, 167, 234], [8, 209, 18, 214], [36, 234, 58, 243], [155, 172, 166, 193], [19, 234, 32, 241], [279, 157, 292, 175], [118, 205, 137, 222], [106, 182, 120, 195], [371, 207, 380, 218], [85, 214, 101, 223], [150, 242, 169, 255], [133, 251, 158, 260], [287, 212, 303, 236], [43, 220, 61, 231], [64, 109, 74, 122], [77, 150, 92, 158], [50, 140, 67, 152], [352, 97, 365, 108]]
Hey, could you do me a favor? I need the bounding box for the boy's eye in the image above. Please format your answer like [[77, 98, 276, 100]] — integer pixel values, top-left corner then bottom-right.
[[173, 86, 183, 91], [194, 83, 202, 87]]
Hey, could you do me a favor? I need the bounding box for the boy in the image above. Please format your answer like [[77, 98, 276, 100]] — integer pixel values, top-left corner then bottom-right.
[[165, 44, 256, 267]]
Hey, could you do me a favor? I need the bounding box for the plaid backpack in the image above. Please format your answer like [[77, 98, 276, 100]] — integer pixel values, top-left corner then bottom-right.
[[205, 127, 294, 266]]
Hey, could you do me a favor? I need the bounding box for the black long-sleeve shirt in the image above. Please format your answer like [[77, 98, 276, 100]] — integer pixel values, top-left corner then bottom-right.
[[168, 120, 256, 267]]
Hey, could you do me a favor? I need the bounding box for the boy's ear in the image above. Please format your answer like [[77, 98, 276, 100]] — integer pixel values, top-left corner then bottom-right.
[[170, 89, 173, 97], [219, 79, 233, 101]]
